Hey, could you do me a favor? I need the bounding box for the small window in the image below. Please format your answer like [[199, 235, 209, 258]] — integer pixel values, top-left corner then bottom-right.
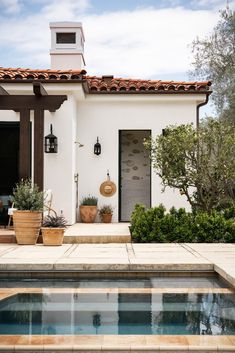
[[56, 32, 76, 44]]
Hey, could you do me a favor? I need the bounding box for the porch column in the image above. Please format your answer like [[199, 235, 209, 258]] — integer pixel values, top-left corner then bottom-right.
[[34, 108, 44, 190], [19, 108, 31, 180]]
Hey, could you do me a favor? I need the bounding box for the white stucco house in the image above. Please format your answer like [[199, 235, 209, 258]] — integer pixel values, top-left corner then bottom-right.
[[0, 22, 211, 224]]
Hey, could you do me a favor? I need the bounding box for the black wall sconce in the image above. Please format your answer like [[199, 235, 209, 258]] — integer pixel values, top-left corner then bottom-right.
[[45, 124, 58, 153], [94, 137, 101, 155]]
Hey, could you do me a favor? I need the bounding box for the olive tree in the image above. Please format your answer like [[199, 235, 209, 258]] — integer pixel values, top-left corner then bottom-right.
[[190, 7, 235, 121], [145, 119, 235, 213]]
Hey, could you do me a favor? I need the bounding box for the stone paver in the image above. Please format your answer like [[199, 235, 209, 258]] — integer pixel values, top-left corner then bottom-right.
[[0, 334, 234, 352], [0, 243, 233, 286]]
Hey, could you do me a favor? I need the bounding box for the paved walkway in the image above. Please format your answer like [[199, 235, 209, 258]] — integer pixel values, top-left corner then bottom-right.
[[0, 243, 234, 286]]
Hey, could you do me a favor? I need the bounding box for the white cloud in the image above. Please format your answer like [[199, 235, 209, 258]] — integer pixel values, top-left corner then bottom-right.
[[0, 0, 21, 14], [40, 0, 91, 19], [0, 1, 223, 80], [191, 0, 234, 9], [83, 7, 220, 78]]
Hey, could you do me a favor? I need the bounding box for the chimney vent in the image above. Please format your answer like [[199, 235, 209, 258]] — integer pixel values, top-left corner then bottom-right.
[[50, 22, 85, 70], [102, 75, 114, 82]]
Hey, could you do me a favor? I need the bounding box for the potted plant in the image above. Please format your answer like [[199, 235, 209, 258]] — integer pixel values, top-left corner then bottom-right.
[[41, 214, 67, 246], [99, 204, 113, 223], [12, 179, 44, 245], [79, 196, 98, 223]]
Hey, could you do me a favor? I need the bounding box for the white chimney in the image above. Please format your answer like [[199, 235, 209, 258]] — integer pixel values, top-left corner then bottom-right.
[[50, 22, 85, 70]]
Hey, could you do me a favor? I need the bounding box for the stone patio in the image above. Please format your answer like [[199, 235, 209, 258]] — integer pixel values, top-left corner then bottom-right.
[[0, 243, 234, 286]]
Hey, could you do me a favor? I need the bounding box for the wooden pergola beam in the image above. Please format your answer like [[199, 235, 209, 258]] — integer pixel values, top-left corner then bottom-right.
[[34, 108, 44, 189], [19, 109, 31, 180], [0, 95, 67, 110]]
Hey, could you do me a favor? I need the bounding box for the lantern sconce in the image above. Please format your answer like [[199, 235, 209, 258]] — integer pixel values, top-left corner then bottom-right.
[[45, 124, 58, 153], [94, 137, 101, 155]]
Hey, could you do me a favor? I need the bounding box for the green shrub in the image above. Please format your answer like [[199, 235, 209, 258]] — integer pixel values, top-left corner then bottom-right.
[[12, 179, 44, 211], [193, 212, 235, 243], [130, 203, 235, 243], [130, 204, 165, 242], [161, 208, 194, 243], [222, 204, 235, 220]]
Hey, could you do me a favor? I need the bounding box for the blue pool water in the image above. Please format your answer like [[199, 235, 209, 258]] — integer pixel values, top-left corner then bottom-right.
[[0, 292, 234, 335]]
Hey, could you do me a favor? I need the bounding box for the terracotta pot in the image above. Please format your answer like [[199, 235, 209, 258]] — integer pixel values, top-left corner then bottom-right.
[[79, 205, 97, 223], [101, 213, 112, 223], [41, 227, 65, 246], [13, 210, 42, 245]]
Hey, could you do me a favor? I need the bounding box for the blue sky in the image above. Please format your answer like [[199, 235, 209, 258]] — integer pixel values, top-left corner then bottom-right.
[[0, 0, 234, 116]]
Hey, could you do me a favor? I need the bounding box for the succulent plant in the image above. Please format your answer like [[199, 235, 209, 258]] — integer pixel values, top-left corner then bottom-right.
[[99, 204, 113, 215], [43, 215, 67, 228], [80, 196, 98, 206]]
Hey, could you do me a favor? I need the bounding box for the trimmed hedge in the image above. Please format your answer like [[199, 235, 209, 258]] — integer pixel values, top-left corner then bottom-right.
[[130, 204, 235, 243]]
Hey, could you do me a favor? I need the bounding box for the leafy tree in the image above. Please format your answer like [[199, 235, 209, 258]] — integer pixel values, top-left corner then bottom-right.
[[144, 119, 235, 213], [190, 7, 235, 121]]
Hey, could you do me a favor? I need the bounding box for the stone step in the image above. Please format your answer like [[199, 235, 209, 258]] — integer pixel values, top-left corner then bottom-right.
[[0, 229, 16, 243], [64, 223, 131, 244], [0, 223, 131, 244]]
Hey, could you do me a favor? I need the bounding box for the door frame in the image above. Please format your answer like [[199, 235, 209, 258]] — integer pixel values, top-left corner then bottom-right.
[[118, 129, 152, 222]]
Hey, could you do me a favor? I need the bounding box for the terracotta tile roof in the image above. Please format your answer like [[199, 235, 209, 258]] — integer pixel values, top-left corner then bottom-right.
[[0, 67, 211, 94], [0, 67, 86, 81], [86, 76, 212, 94]]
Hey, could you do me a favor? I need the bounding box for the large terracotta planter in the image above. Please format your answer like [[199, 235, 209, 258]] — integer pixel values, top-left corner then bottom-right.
[[13, 210, 42, 245], [41, 228, 65, 246], [101, 213, 112, 223], [79, 205, 97, 223]]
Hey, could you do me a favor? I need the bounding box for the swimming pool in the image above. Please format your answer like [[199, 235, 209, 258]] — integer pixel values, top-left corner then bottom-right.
[[0, 288, 235, 335]]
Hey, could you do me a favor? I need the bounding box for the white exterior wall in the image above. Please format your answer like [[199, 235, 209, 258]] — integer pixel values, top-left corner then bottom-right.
[[0, 83, 207, 224], [76, 94, 205, 222], [44, 94, 77, 224]]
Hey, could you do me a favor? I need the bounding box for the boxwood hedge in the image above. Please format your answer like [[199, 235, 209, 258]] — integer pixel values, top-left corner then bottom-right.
[[130, 204, 235, 243]]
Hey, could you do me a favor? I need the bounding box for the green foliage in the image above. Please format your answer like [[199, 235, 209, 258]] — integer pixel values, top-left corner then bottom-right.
[[130, 204, 166, 242], [190, 7, 235, 120], [130, 204, 235, 243], [145, 119, 235, 214], [223, 204, 235, 220], [193, 212, 235, 243], [12, 179, 44, 211], [99, 204, 113, 215], [80, 196, 98, 206], [43, 215, 67, 228]]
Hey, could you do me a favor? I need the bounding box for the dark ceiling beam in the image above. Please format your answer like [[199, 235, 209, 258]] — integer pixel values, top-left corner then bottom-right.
[[0, 95, 67, 111], [0, 86, 9, 95], [33, 82, 48, 97]]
